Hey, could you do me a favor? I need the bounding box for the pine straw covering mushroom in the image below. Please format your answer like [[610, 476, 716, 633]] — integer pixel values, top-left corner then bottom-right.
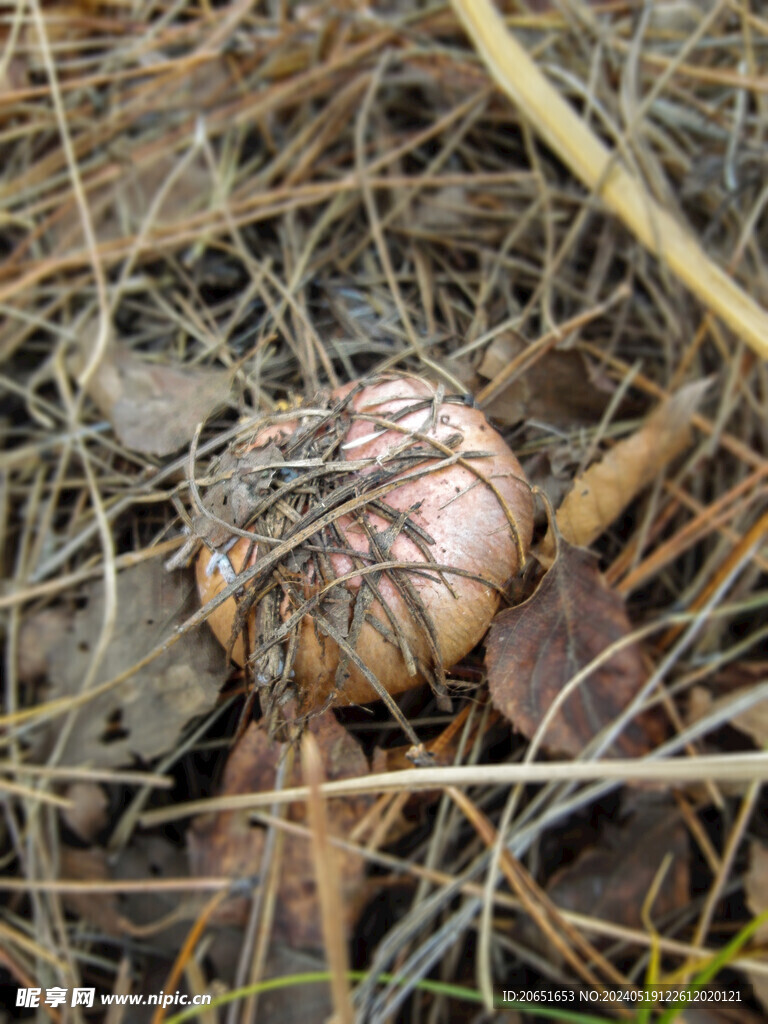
[[193, 373, 533, 731]]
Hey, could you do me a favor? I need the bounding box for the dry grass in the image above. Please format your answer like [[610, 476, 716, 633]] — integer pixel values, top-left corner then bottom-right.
[[2, 1, 768, 1022]]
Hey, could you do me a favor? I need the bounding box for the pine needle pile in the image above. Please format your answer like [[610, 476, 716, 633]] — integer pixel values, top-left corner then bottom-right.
[[2, 2, 767, 1021]]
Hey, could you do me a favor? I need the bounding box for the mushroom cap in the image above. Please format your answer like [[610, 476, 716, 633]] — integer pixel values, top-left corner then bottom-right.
[[196, 375, 533, 708]]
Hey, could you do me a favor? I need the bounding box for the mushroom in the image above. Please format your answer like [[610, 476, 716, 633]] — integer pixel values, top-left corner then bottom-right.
[[196, 374, 533, 712]]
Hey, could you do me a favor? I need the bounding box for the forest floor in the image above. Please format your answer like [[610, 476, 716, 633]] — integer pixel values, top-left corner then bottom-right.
[[2, 2, 768, 1022]]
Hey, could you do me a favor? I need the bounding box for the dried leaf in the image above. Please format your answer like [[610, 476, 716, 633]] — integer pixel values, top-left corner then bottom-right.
[[111, 834, 190, 935], [21, 560, 227, 767], [486, 539, 659, 757], [522, 796, 688, 958], [59, 835, 190, 939], [82, 348, 233, 456], [17, 607, 70, 681], [745, 842, 768, 1013], [62, 782, 109, 844], [691, 685, 768, 749], [257, 949, 334, 1024], [411, 185, 470, 230], [59, 846, 126, 936], [540, 382, 708, 561], [191, 442, 284, 549], [188, 710, 373, 949], [477, 332, 610, 428]]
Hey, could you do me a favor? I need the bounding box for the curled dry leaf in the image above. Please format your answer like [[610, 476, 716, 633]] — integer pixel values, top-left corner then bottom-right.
[[20, 559, 227, 767], [486, 539, 660, 757], [188, 710, 373, 950], [539, 381, 708, 563]]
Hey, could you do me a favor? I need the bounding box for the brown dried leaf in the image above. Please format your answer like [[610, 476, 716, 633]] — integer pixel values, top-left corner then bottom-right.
[[744, 842, 768, 1012], [21, 560, 227, 767], [477, 332, 610, 428], [59, 846, 126, 936], [528, 797, 688, 956], [62, 782, 109, 844], [540, 382, 707, 561], [82, 348, 234, 456], [689, 685, 768, 749], [486, 539, 659, 757], [60, 836, 190, 940], [17, 607, 70, 681], [189, 710, 373, 949]]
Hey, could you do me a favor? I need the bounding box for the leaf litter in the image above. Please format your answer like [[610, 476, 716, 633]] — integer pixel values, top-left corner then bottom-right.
[[69, 333, 235, 457], [745, 844, 768, 1013], [486, 538, 662, 758], [188, 709, 373, 948], [3, 0, 768, 1017], [517, 795, 689, 962], [474, 330, 613, 429], [539, 380, 709, 562], [19, 559, 227, 767]]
